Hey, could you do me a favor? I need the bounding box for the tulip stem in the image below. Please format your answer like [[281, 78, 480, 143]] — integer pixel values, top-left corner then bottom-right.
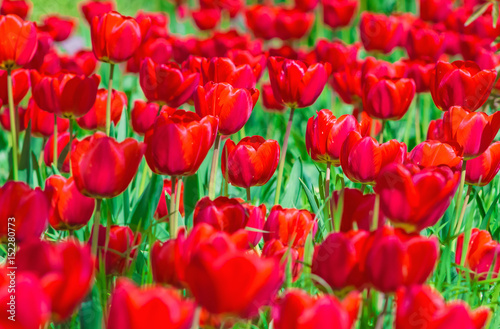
[[371, 193, 380, 231], [68, 119, 74, 171], [378, 120, 385, 144], [53, 114, 58, 169], [7, 69, 18, 180], [175, 177, 182, 228], [91, 199, 102, 256], [103, 202, 112, 274], [208, 134, 222, 199], [325, 162, 334, 230], [246, 187, 251, 202], [105, 63, 115, 136], [360, 184, 367, 194], [454, 184, 473, 238], [415, 95, 421, 145], [169, 176, 182, 238], [375, 296, 389, 329], [274, 107, 295, 205], [450, 161, 467, 240]]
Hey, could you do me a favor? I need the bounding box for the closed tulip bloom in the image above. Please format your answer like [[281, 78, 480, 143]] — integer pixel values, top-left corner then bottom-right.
[[399, 59, 434, 93], [71, 132, 146, 198], [91, 11, 150, 63], [262, 239, 302, 281], [140, 58, 200, 108], [419, 0, 453, 22], [427, 118, 445, 140], [45, 175, 95, 231], [362, 75, 415, 120], [465, 142, 500, 186], [0, 181, 49, 243], [443, 106, 500, 159], [126, 36, 173, 73], [306, 110, 362, 165], [38, 15, 75, 42], [0, 14, 37, 70], [81, 0, 114, 25], [332, 189, 385, 232], [16, 239, 94, 322], [25, 98, 69, 138], [194, 82, 258, 135], [0, 68, 29, 105], [322, 0, 358, 29], [107, 279, 196, 329], [226, 49, 266, 83], [261, 83, 285, 112], [331, 62, 363, 106], [312, 230, 369, 290], [245, 5, 278, 40], [76, 88, 127, 131], [155, 178, 185, 221], [359, 13, 403, 54], [0, 104, 27, 131], [221, 136, 280, 188], [192, 8, 221, 31], [430, 61, 496, 111], [456, 228, 500, 280], [405, 27, 445, 62], [267, 56, 330, 109], [407, 140, 462, 170], [275, 9, 314, 41], [145, 110, 218, 176], [363, 227, 438, 292], [0, 0, 30, 19], [44, 132, 72, 173], [203, 57, 256, 89], [273, 290, 361, 329], [315, 40, 358, 73], [375, 163, 459, 233], [340, 131, 407, 184], [193, 196, 266, 246], [131, 100, 163, 135], [60, 50, 98, 76], [30, 71, 100, 119]]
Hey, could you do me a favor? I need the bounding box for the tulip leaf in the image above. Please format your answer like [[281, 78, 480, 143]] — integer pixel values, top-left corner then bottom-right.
[[281, 157, 303, 208], [494, 2, 499, 28], [79, 286, 103, 329], [299, 178, 321, 221], [19, 120, 31, 171], [58, 142, 70, 171], [183, 173, 200, 229], [31, 151, 43, 188], [465, 2, 491, 26], [129, 173, 163, 231]]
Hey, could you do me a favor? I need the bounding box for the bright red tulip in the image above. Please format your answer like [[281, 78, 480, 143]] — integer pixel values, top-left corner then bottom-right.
[[126, 36, 172, 73], [107, 278, 196, 329], [203, 57, 257, 89], [262, 239, 302, 281], [59, 50, 98, 76], [0, 68, 29, 105], [340, 131, 407, 184], [407, 140, 462, 170], [427, 118, 444, 140], [0, 0, 30, 19], [261, 83, 285, 112], [81, 0, 114, 25], [399, 59, 434, 93], [91, 11, 150, 63], [322, 0, 358, 29], [465, 142, 500, 186], [405, 27, 445, 62], [456, 228, 500, 280], [275, 9, 314, 41], [25, 98, 69, 138], [294, 0, 318, 11], [361, 56, 404, 79], [135, 10, 168, 40], [155, 178, 185, 221], [221, 136, 280, 188], [0, 14, 37, 70], [331, 61, 362, 106], [0, 104, 27, 132], [359, 13, 403, 54], [430, 60, 496, 112], [45, 175, 95, 231], [192, 7, 221, 31], [71, 132, 146, 198], [145, 109, 217, 176], [131, 100, 161, 135], [419, 0, 453, 22], [315, 40, 358, 73], [245, 5, 278, 40], [44, 132, 72, 173], [38, 15, 75, 42], [76, 88, 127, 131], [226, 49, 266, 83]]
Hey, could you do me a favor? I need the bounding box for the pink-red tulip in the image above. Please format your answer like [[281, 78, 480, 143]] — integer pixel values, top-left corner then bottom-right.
[[466, 142, 500, 186]]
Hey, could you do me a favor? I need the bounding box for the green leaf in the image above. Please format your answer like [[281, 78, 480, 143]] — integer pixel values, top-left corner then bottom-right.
[[79, 286, 103, 329], [465, 2, 491, 26], [183, 173, 200, 229], [129, 173, 163, 231], [281, 157, 303, 208], [19, 120, 31, 170], [493, 2, 499, 27], [299, 178, 321, 220]]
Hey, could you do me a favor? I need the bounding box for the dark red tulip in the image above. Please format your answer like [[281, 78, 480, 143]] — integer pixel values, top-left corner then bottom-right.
[[0, 104, 27, 132], [91, 11, 150, 64], [375, 164, 459, 233], [443, 106, 500, 159], [76, 88, 127, 131], [359, 13, 403, 54], [275, 9, 314, 41], [340, 131, 407, 184], [0, 181, 49, 243], [193, 196, 266, 246], [154, 178, 185, 221], [221, 136, 280, 188], [140, 58, 200, 108], [71, 132, 146, 198], [25, 98, 69, 138], [30, 71, 100, 119], [419, 0, 453, 22], [322, 0, 358, 29], [126, 36, 173, 74], [333, 189, 385, 232], [245, 5, 278, 40], [45, 175, 95, 231], [192, 7, 221, 31], [203, 57, 257, 89], [427, 118, 445, 140], [38, 15, 75, 42], [456, 228, 500, 280], [145, 109, 217, 176], [0, 68, 29, 105], [405, 27, 445, 62], [399, 59, 434, 93], [81, 0, 114, 25], [0, 0, 30, 19], [194, 82, 258, 135], [465, 142, 500, 186], [107, 278, 196, 329], [362, 75, 415, 120], [131, 100, 171, 136], [407, 140, 462, 170], [59, 50, 98, 76], [0, 14, 37, 70], [294, 0, 318, 11], [430, 60, 496, 112], [267, 56, 330, 109], [261, 83, 285, 112], [44, 132, 72, 173]]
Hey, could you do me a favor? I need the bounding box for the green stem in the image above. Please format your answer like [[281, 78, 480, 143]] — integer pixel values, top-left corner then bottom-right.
[[91, 199, 102, 256], [246, 187, 251, 202], [371, 193, 380, 231], [174, 177, 183, 229], [169, 176, 178, 238], [274, 107, 295, 204], [103, 201, 112, 274], [53, 114, 58, 168], [378, 120, 385, 144], [68, 119, 74, 172], [106, 63, 115, 136], [208, 134, 222, 199], [415, 95, 421, 145], [449, 161, 467, 240], [7, 69, 18, 180], [458, 185, 473, 266], [374, 296, 389, 329], [325, 162, 334, 230]]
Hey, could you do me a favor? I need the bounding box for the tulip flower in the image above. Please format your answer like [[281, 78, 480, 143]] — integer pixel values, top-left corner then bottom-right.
[[126, 36, 172, 73], [45, 175, 95, 231], [131, 100, 165, 135], [0, 0, 30, 19], [322, 0, 358, 29], [0, 181, 49, 243], [226, 49, 266, 83], [312, 230, 369, 290], [71, 132, 145, 199], [261, 84, 285, 112], [274, 8, 314, 41], [0, 68, 29, 105], [44, 132, 73, 173], [361, 56, 404, 79], [107, 279, 196, 329], [340, 131, 407, 184], [155, 178, 185, 221], [38, 15, 75, 42], [405, 27, 445, 62], [60, 50, 98, 76], [76, 88, 127, 131], [331, 62, 362, 106], [273, 290, 361, 329], [399, 59, 434, 93], [202, 57, 257, 89], [193, 196, 266, 246], [81, 0, 114, 25], [375, 163, 459, 232], [443, 106, 500, 159], [315, 40, 358, 73], [25, 98, 69, 137], [419, 0, 453, 22], [407, 140, 462, 170], [135, 10, 168, 40], [140, 58, 200, 108], [0, 104, 27, 132], [262, 239, 302, 280], [0, 14, 37, 70], [245, 5, 278, 40], [465, 142, 500, 186], [16, 239, 94, 322], [192, 7, 221, 31], [430, 61, 496, 112], [427, 118, 444, 140], [332, 189, 385, 232], [359, 13, 403, 54], [362, 227, 438, 292], [456, 228, 500, 280]]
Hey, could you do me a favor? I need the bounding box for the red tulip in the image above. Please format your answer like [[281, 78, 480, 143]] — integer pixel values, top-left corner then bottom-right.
[[331, 61, 362, 106], [38, 15, 75, 42], [405, 27, 445, 62], [465, 142, 500, 186], [91, 11, 150, 63], [315, 40, 358, 73], [25, 98, 70, 137], [407, 140, 462, 170], [30, 71, 100, 119], [0, 14, 37, 70], [275, 9, 314, 41], [245, 5, 278, 40], [193, 196, 266, 246], [71, 132, 146, 198], [0, 104, 27, 132], [226, 49, 266, 83], [59, 50, 98, 76], [194, 82, 258, 135], [80, 0, 114, 25], [294, 0, 318, 11], [322, 0, 358, 29], [375, 163, 459, 233], [145, 109, 217, 176], [140, 58, 200, 107], [361, 56, 404, 79], [131, 100, 175, 136], [443, 106, 500, 159], [430, 60, 496, 111], [126, 36, 172, 73], [107, 278, 196, 329], [399, 59, 434, 93], [44, 132, 72, 173], [192, 7, 221, 31], [0, 68, 29, 105], [427, 118, 444, 140], [261, 83, 285, 112], [262, 239, 302, 281], [203, 57, 257, 89], [273, 289, 360, 329], [340, 131, 407, 184], [267, 56, 330, 109], [456, 228, 500, 280], [16, 239, 94, 322], [135, 11, 168, 40], [76, 88, 127, 131], [155, 178, 185, 220], [0, 0, 30, 19], [45, 175, 95, 231], [359, 13, 403, 54], [24, 30, 52, 72], [419, 0, 453, 22], [221, 136, 280, 188]]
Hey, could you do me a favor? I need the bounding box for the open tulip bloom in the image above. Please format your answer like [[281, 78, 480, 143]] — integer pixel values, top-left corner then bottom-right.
[[2, 1, 500, 329]]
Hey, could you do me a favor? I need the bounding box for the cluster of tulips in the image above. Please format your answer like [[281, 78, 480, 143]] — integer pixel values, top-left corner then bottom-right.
[[0, 0, 500, 327]]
